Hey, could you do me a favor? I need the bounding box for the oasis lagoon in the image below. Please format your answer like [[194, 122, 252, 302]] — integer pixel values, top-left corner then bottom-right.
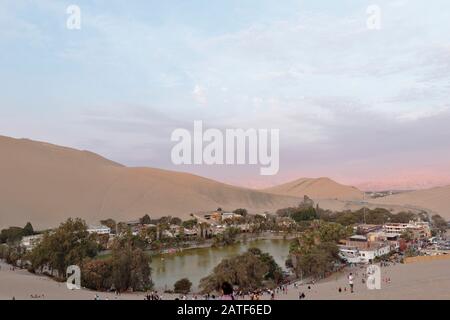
[[151, 239, 291, 292]]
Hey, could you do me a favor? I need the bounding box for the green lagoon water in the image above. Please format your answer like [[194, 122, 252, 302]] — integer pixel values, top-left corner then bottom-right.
[[151, 239, 291, 291]]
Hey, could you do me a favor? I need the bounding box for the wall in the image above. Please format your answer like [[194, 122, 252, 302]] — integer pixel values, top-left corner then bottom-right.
[[404, 254, 450, 264]]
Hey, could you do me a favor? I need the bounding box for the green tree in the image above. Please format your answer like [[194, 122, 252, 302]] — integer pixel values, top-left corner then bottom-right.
[[431, 214, 448, 233], [117, 222, 131, 234], [170, 217, 183, 226], [140, 214, 152, 225], [0, 244, 7, 259], [81, 259, 113, 291], [233, 208, 248, 217], [248, 248, 283, 283], [213, 227, 240, 246], [182, 219, 198, 229], [289, 222, 349, 279], [110, 232, 153, 292], [290, 207, 318, 223], [0, 227, 24, 244], [199, 249, 282, 293], [100, 219, 117, 233], [400, 230, 414, 242], [390, 211, 416, 223], [23, 222, 34, 236], [174, 278, 192, 294], [28, 218, 98, 278]]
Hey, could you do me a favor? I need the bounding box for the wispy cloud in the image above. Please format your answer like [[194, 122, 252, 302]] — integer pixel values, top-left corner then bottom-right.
[[1, 0, 450, 189]]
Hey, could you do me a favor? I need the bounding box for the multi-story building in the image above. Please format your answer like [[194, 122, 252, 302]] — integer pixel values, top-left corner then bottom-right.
[[339, 234, 396, 264], [383, 220, 431, 239]]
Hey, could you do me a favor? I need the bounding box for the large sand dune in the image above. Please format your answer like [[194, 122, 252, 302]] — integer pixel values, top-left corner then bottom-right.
[[263, 177, 364, 201], [373, 186, 450, 220], [0, 136, 302, 229], [263, 177, 450, 219], [1, 135, 448, 229]]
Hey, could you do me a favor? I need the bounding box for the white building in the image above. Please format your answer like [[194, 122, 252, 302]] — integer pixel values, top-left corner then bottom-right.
[[339, 243, 392, 264], [87, 225, 111, 235], [221, 212, 239, 220], [338, 247, 362, 264], [358, 244, 391, 263], [21, 234, 43, 251], [383, 220, 431, 239]]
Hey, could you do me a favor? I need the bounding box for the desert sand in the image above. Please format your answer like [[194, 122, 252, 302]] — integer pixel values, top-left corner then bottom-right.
[[0, 135, 301, 229], [373, 186, 450, 220], [0, 260, 145, 300], [263, 177, 364, 201], [1, 135, 449, 229], [2, 258, 450, 300], [285, 258, 450, 300]]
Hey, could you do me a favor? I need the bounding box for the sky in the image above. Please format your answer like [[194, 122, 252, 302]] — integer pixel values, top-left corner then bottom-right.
[[1, 0, 450, 190]]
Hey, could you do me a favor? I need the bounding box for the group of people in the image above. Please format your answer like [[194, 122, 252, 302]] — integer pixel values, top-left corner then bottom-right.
[[145, 291, 162, 300]]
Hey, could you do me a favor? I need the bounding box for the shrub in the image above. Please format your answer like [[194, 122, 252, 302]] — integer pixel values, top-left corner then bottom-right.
[[174, 278, 192, 294]]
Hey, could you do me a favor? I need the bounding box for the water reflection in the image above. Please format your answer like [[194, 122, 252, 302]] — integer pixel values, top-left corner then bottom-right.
[[151, 239, 290, 291]]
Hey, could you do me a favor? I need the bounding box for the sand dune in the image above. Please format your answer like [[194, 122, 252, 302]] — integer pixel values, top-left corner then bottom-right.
[[373, 186, 450, 220], [263, 177, 364, 201], [0, 136, 301, 229], [1, 135, 447, 229]]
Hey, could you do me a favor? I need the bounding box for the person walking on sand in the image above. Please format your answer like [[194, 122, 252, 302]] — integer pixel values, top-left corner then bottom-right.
[[348, 273, 354, 293]]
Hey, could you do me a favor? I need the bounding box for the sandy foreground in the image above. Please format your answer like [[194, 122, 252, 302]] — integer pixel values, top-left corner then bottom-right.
[[0, 260, 151, 300], [280, 259, 450, 300], [1, 259, 450, 300]]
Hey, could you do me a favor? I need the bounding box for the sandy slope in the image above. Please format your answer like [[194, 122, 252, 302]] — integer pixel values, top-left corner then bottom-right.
[[2, 258, 450, 300], [265, 177, 450, 219], [280, 258, 450, 300], [0, 260, 143, 300], [373, 186, 450, 220], [263, 177, 364, 201], [0, 136, 301, 229]]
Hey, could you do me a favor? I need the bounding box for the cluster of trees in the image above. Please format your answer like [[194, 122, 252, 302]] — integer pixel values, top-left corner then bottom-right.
[[139, 214, 183, 226], [100, 215, 188, 236], [28, 218, 99, 278], [277, 206, 318, 223], [431, 214, 448, 234], [82, 233, 153, 292], [0, 243, 26, 266], [212, 227, 241, 246], [233, 208, 248, 217], [0, 222, 35, 244], [276, 196, 319, 223], [199, 248, 282, 293], [100, 218, 117, 232], [319, 208, 420, 226], [22, 218, 152, 292], [182, 219, 198, 229], [0, 244, 8, 260], [289, 221, 352, 279], [0, 222, 35, 265]]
